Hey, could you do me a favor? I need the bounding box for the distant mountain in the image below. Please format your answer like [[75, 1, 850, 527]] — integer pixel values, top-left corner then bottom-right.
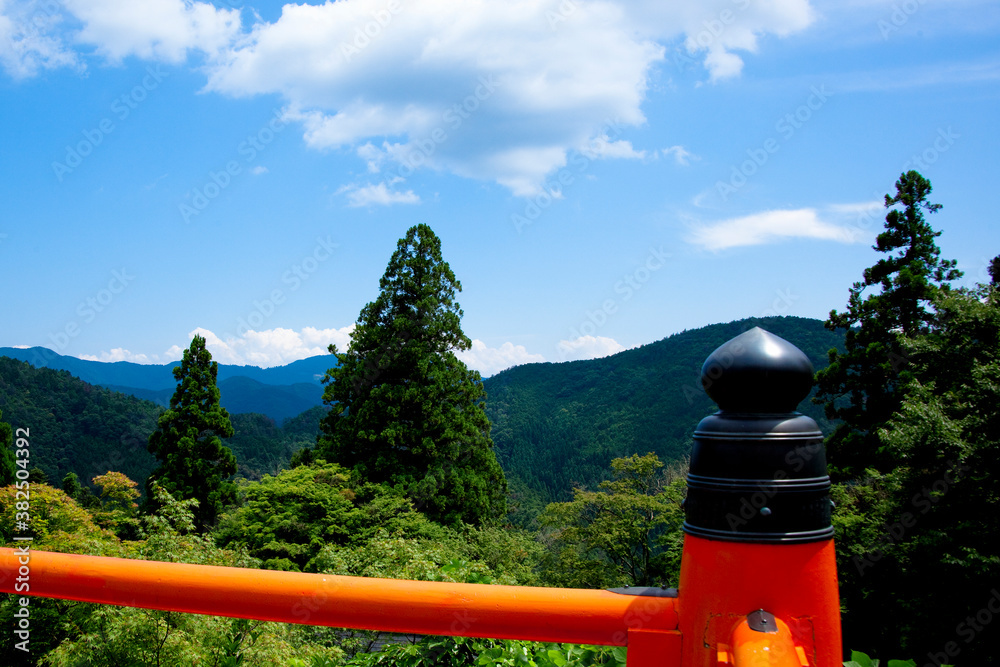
[[2, 316, 842, 520], [0, 346, 336, 388], [481, 316, 844, 526], [0, 347, 334, 422], [0, 356, 326, 489], [0, 357, 162, 488], [102, 377, 325, 423]]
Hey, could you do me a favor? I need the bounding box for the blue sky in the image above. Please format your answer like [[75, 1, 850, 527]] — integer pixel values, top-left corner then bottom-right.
[[2, 0, 998, 376]]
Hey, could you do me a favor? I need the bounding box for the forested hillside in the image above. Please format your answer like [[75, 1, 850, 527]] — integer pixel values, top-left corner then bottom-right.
[[1, 316, 840, 510], [0, 356, 162, 487], [0, 357, 325, 490], [484, 315, 843, 525]]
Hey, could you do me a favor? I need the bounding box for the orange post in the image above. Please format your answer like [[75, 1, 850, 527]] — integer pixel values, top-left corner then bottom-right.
[[677, 537, 840, 666], [677, 328, 842, 666]]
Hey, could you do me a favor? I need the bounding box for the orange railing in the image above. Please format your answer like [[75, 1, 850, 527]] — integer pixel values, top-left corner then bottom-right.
[[1, 547, 681, 666]]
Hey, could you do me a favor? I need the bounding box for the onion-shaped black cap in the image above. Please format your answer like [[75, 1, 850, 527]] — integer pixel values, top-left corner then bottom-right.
[[700, 327, 815, 413]]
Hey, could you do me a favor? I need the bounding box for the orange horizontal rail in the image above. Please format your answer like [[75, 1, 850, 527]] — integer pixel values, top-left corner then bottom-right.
[[0, 548, 678, 646]]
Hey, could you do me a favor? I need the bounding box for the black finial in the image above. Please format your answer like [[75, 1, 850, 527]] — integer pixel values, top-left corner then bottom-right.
[[701, 327, 815, 413], [685, 327, 833, 544]]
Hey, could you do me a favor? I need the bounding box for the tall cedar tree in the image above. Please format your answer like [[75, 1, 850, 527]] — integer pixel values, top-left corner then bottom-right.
[[146, 335, 236, 530], [815, 171, 961, 478], [316, 224, 507, 527], [0, 409, 14, 486]]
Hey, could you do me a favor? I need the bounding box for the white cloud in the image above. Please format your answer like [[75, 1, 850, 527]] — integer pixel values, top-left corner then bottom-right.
[[162, 326, 354, 368], [64, 0, 240, 63], [686, 207, 868, 251], [827, 199, 883, 215], [80, 347, 157, 364], [250, 165, 269, 175], [667, 0, 815, 82], [662, 145, 696, 166], [555, 335, 627, 362], [202, 0, 813, 195], [0, 0, 80, 78], [456, 339, 545, 377], [581, 134, 647, 160], [338, 182, 420, 207], [1, 0, 816, 194]]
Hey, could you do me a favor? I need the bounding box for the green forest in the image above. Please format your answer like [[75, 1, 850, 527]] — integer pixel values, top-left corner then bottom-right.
[[1, 172, 998, 666]]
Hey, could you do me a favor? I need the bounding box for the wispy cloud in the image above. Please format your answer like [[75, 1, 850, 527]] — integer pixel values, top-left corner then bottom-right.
[[338, 182, 420, 207], [555, 335, 627, 362], [662, 145, 696, 166], [162, 326, 355, 368], [686, 207, 869, 251], [455, 339, 545, 377]]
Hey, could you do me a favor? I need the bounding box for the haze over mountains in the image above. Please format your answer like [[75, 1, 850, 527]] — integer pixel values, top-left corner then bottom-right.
[[0, 346, 333, 422], [0, 316, 843, 522]]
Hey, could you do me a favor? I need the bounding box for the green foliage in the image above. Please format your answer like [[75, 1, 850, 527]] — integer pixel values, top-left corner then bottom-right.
[[538, 453, 685, 588], [486, 315, 842, 527], [344, 636, 626, 667], [61, 471, 81, 497], [0, 408, 14, 486], [317, 224, 506, 527], [147, 334, 237, 531], [0, 356, 163, 488], [227, 407, 326, 480], [215, 461, 445, 572], [848, 284, 1000, 663], [843, 651, 920, 667], [816, 171, 961, 479], [91, 471, 141, 539]]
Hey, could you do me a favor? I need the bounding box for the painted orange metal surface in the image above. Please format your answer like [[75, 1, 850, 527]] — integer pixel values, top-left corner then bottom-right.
[[727, 615, 805, 667], [0, 548, 678, 648], [676, 536, 841, 667]]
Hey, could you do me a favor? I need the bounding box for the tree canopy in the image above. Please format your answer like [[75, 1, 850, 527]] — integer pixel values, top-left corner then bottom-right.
[[816, 170, 961, 478], [0, 408, 14, 487], [316, 224, 506, 527], [146, 334, 237, 531]]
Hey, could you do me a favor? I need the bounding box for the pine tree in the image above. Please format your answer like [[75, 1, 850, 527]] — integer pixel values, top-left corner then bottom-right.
[[316, 224, 507, 526], [0, 409, 14, 486], [146, 334, 236, 530], [816, 170, 962, 478]]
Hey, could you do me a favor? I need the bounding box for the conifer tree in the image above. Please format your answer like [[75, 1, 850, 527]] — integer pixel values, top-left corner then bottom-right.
[[0, 409, 14, 486], [316, 224, 507, 526], [816, 170, 962, 478], [146, 334, 236, 530]]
